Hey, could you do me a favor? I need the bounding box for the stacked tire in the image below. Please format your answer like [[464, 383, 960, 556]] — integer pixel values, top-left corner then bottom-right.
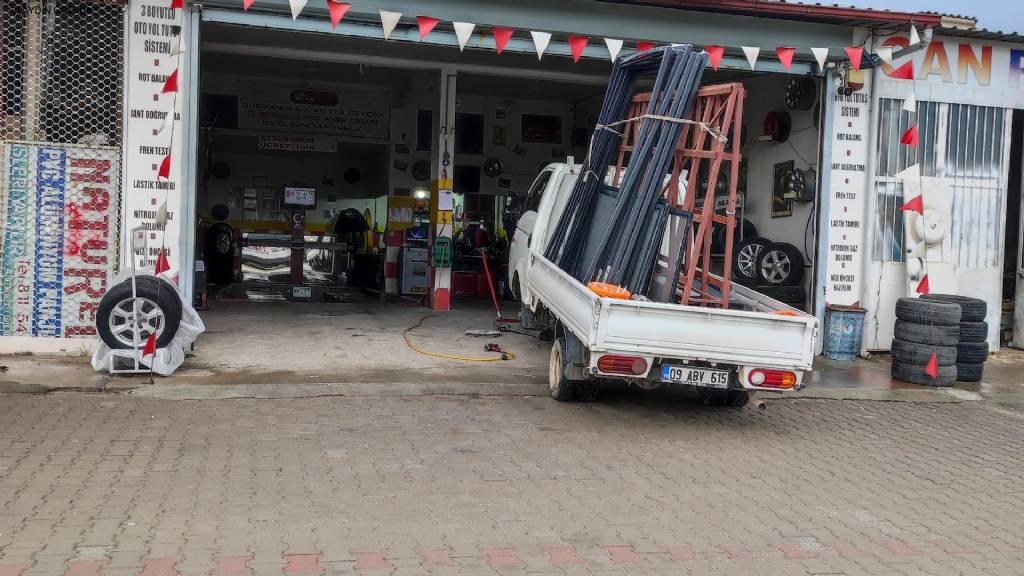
[[921, 294, 989, 382], [891, 297, 960, 387]]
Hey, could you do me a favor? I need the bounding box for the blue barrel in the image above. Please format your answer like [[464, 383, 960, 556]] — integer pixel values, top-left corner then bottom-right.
[[824, 305, 867, 361]]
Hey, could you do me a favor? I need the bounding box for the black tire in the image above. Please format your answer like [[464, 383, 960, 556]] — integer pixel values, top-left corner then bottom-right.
[[756, 242, 805, 286], [549, 338, 579, 402], [956, 341, 988, 364], [702, 388, 750, 408], [956, 362, 984, 382], [206, 222, 235, 285], [894, 297, 961, 326], [97, 276, 183, 350], [891, 361, 957, 387], [576, 382, 600, 402], [712, 218, 757, 254], [958, 321, 988, 343], [890, 338, 957, 366], [733, 237, 773, 281], [893, 320, 959, 346], [920, 294, 987, 322]]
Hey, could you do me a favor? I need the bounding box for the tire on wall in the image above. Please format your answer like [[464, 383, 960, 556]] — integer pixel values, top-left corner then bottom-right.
[[756, 242, 805, 286], [920, 294, 987, 322], [96, 276, 182, 350], [893, 320, 959, 347], [894, 297, 961, 326], [891, 361, 956, 387]]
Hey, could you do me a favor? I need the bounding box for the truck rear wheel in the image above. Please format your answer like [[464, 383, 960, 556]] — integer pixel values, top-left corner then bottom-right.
[[549, 338, 580, 402]]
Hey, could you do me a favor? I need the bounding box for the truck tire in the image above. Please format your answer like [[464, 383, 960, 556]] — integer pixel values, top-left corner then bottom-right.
[[549, 338, 579, 402], [756, 242, 805, 286], [958, 321, 988, 343], [894, 297, 961, 326], [891, 360, 956, 387], [893, 320, 959, 347], [702, 389, 750, 408], [920, 294, 987, 322], [890, 338, 957, 366], [96, 276, 182, 350], [956, 362, 984, 382], [956, 341, 988, 364], [733, 237, 772, 282], [576, 382, 600, 402]]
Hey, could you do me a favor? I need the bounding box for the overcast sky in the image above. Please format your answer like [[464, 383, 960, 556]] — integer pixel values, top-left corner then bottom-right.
[[849, 0, 1023, 34]]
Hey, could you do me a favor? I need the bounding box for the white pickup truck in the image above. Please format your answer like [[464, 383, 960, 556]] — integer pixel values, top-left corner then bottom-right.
[[509, 163, 818, 407]]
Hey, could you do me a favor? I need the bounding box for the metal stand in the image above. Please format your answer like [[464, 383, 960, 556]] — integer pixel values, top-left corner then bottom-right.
[[108, 226, 152, 375]]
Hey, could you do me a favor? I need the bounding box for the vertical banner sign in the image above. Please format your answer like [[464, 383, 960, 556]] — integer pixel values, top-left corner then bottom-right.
[[123, 1, 185, 270], [825, 74, 871, 306], [0, 144, 121, 338]]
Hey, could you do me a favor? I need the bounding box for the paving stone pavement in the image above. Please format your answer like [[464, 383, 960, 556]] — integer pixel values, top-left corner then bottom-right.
[[0, 388, 1022, 576]]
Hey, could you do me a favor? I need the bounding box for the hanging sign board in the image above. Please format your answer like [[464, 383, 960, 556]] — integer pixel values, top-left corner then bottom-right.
[[0, 143, 120, 338], [387, 196, 417, 231], [238, 82, 389, 141], [258, 134, 338, 153]]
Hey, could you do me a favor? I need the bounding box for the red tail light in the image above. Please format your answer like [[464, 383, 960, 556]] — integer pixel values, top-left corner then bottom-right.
[[748, 369, 797, 389], [598, 355, 647, 376]]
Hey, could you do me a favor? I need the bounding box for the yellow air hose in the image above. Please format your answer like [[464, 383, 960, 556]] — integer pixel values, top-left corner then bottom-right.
[[403, 315, 516, 362]]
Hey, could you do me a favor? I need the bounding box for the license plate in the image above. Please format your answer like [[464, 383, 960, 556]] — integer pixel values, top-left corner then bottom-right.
[[661, 365, 730, 388]]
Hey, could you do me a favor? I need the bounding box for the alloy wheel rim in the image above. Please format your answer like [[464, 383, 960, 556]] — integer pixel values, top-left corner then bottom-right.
[[108, 297, 165, 348]]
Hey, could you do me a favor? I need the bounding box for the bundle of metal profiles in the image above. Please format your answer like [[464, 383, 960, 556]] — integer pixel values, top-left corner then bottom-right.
[[544, 45, 708, 297]]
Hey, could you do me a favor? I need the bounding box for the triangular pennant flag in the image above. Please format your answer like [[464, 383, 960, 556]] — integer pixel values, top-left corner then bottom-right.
[[155, 202, 169, 227], [243, 0, 254, 10], [909, 24, 921, 46], [811, 47, 828, 71], [776, 46, 796, 72], [604, 38, 623, 62], [288, 0, 307, 20], [889, 61, 915, 80], [568, 35, 588, 63], [158, 155, 171, 179], [899, 194, 924, 214], [155, 249, 171, 275], [530, 31, 551, 60], [170, 0, 183, 8], [169, 34, 186, 57], [637, 41, 655, 53], [161, 69, 178, 94], [158, 111, 174, 135], [327, 1, 350, 29], [917, 274, 931, 297], [143, 332, 158, 358], [876, 46, 893, 67], [903, 92, 917, 112], [453, 22, 475, 51], [901, 125, 920, 146], [705, 45, 725, 71], [492, 27, 514, 55], [741, 46, 759, 70], [379, 10, 402, 40], [924, 350, 939, 377], [416, 16, 439, 40], [845, 47, 864, 70]]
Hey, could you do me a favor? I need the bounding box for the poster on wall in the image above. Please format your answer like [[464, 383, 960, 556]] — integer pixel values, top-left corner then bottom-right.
[[123, 0, 187, 272], [771, 161, 794, 218], [238, 82, 388, 141], [0, 144, 121, 338], [824, 75, 871, 307]]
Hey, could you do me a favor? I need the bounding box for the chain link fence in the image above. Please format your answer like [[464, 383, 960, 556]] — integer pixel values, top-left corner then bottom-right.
[[1, 0, 127, 338]]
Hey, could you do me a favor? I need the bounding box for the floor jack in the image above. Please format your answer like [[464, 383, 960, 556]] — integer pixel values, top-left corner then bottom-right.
[[479, 248, 521, 332]]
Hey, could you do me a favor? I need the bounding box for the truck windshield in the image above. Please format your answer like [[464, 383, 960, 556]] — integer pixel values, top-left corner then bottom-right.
[[525, 171, 552, 212]]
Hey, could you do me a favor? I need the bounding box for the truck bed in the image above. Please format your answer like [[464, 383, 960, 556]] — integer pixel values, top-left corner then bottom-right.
[[529, 251, 817, 371]]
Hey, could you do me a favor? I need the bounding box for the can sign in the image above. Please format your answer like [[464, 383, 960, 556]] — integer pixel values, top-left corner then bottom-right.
[[1, 143, 120, 338]]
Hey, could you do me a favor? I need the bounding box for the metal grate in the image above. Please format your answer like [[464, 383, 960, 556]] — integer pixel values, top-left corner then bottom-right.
[[1, 0, 126, 338], [873, 98, 1008, 267]]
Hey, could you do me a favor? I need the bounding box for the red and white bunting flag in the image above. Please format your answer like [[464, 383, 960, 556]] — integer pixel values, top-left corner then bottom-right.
[[876, 46, 894, 67], [143, 332, 158, 358], [604, 38, 623, 62], [243, 0, 254, 10], [170, 0, 183, 8], [289, 0, 307, 20], [161, 69, 178, 94], [379, 10, 402, 40], [889, 61, 915, 80], [158, 155, 171, 179], [924, 351, 939, 377], [158, 109, 174, 135], [327, 1, 350, 29], [741, 46, 759, 70], [531, 31, 551, 60], [811, 47, 828, 71], [492, 27, 514, 54], [776, 46, 796, 71], [902, 93, 917, 113], [901, 125, 920, 146], [705, 45, 725, 71], [898, 194, 924, 214], [568, 35, 588, 63], [636, 41, 655, 52], [453, 22, 475, 51], [909, 24, 921, 46], [845, 47, 864, 70], [416, 16, 439, 40], [155, 249, 171, 275], [155, 202, 169, 228], [169, 33, 186, 57]]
